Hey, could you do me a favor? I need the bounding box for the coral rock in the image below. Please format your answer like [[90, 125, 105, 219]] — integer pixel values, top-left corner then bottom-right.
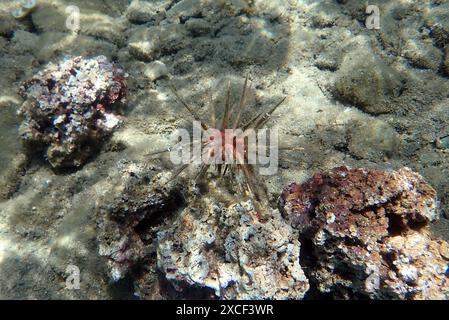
[[18, 56, 127, 168], [157, 200, 309, 300], [97, 161, 309, 299], [280, 166, 448, 300]]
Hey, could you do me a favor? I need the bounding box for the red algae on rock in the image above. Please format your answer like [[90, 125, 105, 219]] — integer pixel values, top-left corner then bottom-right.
[[280, 166, 448, 300]]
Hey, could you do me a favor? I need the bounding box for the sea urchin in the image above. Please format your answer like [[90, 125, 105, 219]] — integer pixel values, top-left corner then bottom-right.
[[150, 76, 286, 214]]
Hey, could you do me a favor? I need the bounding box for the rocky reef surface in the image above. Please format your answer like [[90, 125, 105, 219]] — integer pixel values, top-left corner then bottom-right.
[[96, 164, 448, 300], [18, 55, 126, 168], [0, 0, 448, 300], [281, 166, 448, 300], [97, 161, 309, 300]]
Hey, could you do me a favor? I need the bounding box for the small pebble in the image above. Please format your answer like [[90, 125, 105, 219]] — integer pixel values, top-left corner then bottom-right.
[[143, 60, 169, 81], [439, 241, 449, 260]]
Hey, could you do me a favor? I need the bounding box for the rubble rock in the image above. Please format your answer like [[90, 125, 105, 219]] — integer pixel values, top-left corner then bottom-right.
[[157, 200, 309, 300], [125, 0, 167, 24], [280, 166, 448, 300], [332, 50, 405, 115], [96, 161, 182, 283], [143, 60, 169, 81], [18, 56, 127, 169], [402, 38, 443, 71]]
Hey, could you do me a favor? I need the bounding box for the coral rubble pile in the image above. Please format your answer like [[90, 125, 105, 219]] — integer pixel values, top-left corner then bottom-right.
[[99, 164, 448, 300], [18, 55, 126, 168], [280, 166, 449, 300]]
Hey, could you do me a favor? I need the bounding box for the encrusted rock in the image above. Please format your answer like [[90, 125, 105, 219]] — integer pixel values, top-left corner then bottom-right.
[[280, 166, 448, 300], [18, 56, 127, 168], [382, 233, 448, 300], [157, 200, 309, 300], [97, 160, 309, 299]]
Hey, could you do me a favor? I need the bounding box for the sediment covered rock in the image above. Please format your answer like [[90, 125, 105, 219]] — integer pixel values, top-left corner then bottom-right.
[[125, 0, 167, 24], [332, 50, 405, 115], [127, 24, 189, 61], [347, 120, 399, 162]]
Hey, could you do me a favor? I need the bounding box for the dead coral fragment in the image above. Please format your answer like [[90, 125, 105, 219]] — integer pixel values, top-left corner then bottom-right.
[[18, 55, 127, 168], [280, 166, 448, 300]]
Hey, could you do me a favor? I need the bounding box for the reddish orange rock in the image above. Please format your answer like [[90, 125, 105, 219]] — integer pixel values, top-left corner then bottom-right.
[[280, 166, 448, 300]]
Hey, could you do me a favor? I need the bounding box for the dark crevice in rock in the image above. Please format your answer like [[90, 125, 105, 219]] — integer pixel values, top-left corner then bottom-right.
[[134, 192, 185, 245], [107, 273, 138, 300]]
